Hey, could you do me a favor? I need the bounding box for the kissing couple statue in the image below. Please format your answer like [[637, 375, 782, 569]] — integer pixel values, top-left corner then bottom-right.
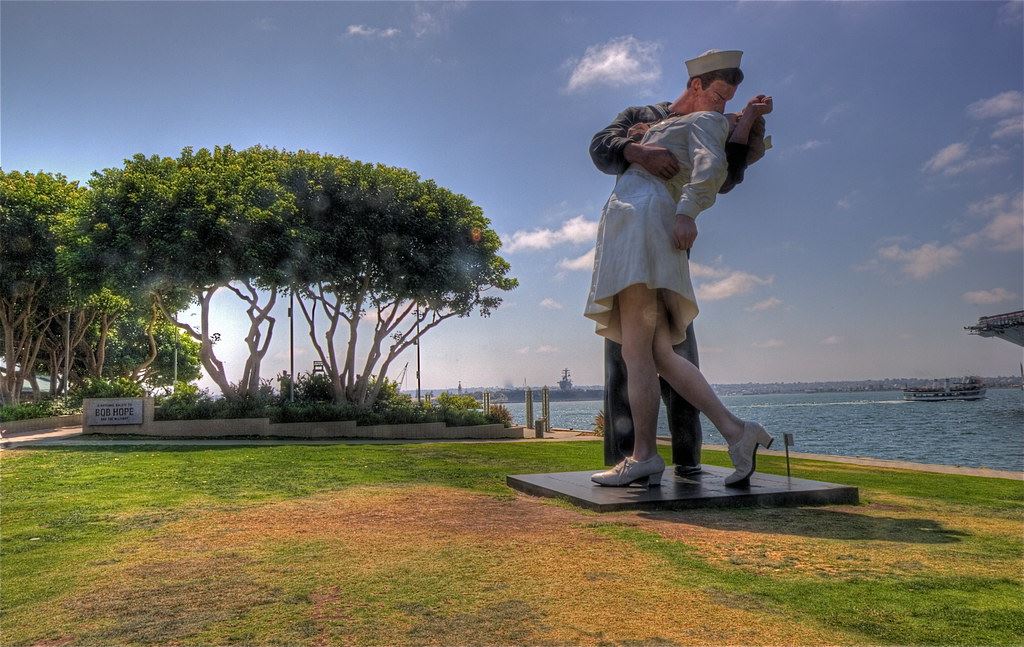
[[584, 49, 775, 488]]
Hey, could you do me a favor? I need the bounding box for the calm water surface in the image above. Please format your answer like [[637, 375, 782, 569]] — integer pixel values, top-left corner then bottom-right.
[[502, 389, 1024, 472]]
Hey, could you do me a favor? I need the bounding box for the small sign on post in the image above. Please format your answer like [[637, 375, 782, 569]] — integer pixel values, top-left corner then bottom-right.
[[783, 432, 795, 478]]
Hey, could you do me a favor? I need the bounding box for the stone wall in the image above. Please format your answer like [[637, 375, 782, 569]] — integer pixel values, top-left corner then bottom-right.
[[81, 398, 527, 440]]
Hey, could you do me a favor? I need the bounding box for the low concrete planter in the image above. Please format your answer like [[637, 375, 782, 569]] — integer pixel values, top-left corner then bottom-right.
[[444, 424, 527, 439], [81, 397, 525, 440], [270, 420, 358, 438], [146, 418, 270, 437], [356, 422, 447, 439], [0, 414, 83, 436]]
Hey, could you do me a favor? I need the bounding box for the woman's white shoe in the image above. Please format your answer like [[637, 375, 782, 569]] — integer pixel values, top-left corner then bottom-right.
[[591, 454, 665, 488], [724, 421, 773, 487]]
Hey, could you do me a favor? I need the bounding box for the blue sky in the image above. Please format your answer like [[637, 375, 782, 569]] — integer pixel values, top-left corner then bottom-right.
[[3, 1, 1022, 389]]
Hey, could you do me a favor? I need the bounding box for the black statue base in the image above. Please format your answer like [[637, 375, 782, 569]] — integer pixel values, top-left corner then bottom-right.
[[506, 465, 858, 512]]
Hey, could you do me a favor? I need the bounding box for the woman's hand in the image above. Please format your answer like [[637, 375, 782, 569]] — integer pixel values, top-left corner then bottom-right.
[[673, 215, 698, 251], [742, 95, 773, 119]]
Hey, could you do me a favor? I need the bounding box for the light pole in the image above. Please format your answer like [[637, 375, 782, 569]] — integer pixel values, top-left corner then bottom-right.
[[289, 290, 295, 403], [416, 303, 422, 405], [63, 311, 70, 396]]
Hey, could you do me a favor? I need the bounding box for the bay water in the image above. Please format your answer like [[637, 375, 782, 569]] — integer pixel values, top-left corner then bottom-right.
[[502, 389, 1024, 472]]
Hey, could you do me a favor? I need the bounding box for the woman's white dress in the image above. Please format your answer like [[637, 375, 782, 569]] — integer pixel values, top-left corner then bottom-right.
[[584, 111, 730, 345]]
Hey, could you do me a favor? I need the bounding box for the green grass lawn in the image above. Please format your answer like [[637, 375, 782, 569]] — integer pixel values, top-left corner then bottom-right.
[[2, 441, 1022, 646]]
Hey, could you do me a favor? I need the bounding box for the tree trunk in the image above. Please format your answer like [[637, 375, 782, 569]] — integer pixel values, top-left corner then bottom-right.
[[130, 303, 161, 384]]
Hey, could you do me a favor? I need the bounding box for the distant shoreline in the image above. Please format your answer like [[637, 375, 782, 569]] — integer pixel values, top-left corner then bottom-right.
[[407, 379, 1024, 399]]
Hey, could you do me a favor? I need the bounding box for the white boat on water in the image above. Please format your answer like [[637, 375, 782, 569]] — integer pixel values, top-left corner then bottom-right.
[[901, 377, 987, 402]]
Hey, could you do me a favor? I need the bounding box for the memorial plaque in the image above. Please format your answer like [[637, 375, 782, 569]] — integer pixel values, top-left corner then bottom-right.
[[86, 398, 145, 426]]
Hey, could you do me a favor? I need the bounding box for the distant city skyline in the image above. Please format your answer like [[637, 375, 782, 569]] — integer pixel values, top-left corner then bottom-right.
[[3, 1, 1022, 390]]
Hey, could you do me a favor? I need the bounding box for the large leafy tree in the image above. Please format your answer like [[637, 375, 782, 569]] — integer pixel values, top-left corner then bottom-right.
[[85, 146, 299, 397], [0, 170, 87, 404], [35, 287, 131, 396], [285, 151, 517, 406], [102, 317, 202, 389]]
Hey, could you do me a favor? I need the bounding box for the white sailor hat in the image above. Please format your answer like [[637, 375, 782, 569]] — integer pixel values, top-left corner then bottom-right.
[[685, 49, 743, 78]]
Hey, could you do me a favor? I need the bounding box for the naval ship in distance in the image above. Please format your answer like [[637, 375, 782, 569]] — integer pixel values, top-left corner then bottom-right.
[[467, 369, 604, 403]]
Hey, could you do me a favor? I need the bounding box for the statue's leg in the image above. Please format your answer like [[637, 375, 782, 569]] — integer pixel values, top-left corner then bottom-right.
[[662, 320, 703, 475], [603, 338, 634, 465]]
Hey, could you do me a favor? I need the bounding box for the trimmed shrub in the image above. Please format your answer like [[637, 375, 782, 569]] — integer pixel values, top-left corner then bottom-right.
[[69, 377, 145, 405], [487, 404, 514, 428], [154, 390, 504, 427], [155, 387, 217, 420], [435, 391, 480, 411], [270, 402, 358, 424], [294, 372, 334, 403], [0, 396, 80, 422]]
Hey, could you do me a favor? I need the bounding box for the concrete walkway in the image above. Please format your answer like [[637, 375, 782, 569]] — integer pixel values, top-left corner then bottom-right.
[[2, 427, 1020, 481]]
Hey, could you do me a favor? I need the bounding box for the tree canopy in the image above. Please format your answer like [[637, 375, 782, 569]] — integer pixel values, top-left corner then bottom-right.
[[2, 146, 516, 405], [0, 170, 88, 403]]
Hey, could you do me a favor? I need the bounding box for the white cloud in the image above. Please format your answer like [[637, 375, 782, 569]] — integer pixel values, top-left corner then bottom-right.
[[962, 288, 1019, 305], [689, 261, 731, 279], [875, 242, 962, 279], [253, 17, 277, 32], [998, 1, 1023, 26], [745, 297, 782, 312], [411, 2, 466, 38], [969, 193, 1016, 216], [515, 346, 530, 355], [992, 116, 1024, 139], [967, 90, 1023, 119], [962, 193, 1023, 252], [795, 139, 828, 152], [836, 191, 858, 210], [696, 271, 774, 301], [822, 103, 849, 124], [535, 345, 558, 354], [964, 215, 1024, 252], [504, 215, 598, 253], [820, 336, 843, 345], [557, 247, 596, 272], [346, 24, 401, 38], [922, 142, 968, 173], [752, 339, 785, 349], [540, 298, 563, 310], [565, 36, 661, 93], [922, 142, 1007, 176]]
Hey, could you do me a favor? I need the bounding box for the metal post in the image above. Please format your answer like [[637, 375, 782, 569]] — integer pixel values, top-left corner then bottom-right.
[[784, 432, 794, 479], [525, 386, 533, 429], [173, 345, 178, 387], [63, 311, 70, 396], [415, 304, 421, 405], [289, 291, 295, 403], [541, 385, 550, 429]]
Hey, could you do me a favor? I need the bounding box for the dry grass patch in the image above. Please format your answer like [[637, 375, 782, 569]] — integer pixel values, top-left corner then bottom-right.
[[33, 486, 850, 646], [632, 493, 1022, 580]]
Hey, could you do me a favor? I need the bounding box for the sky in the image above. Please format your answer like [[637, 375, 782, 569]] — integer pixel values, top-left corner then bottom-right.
[[3, 1, 1023, 391]]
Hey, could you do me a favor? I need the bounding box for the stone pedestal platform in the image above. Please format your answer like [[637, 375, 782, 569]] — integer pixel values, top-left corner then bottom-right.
[[506, 465, 858, 512]]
